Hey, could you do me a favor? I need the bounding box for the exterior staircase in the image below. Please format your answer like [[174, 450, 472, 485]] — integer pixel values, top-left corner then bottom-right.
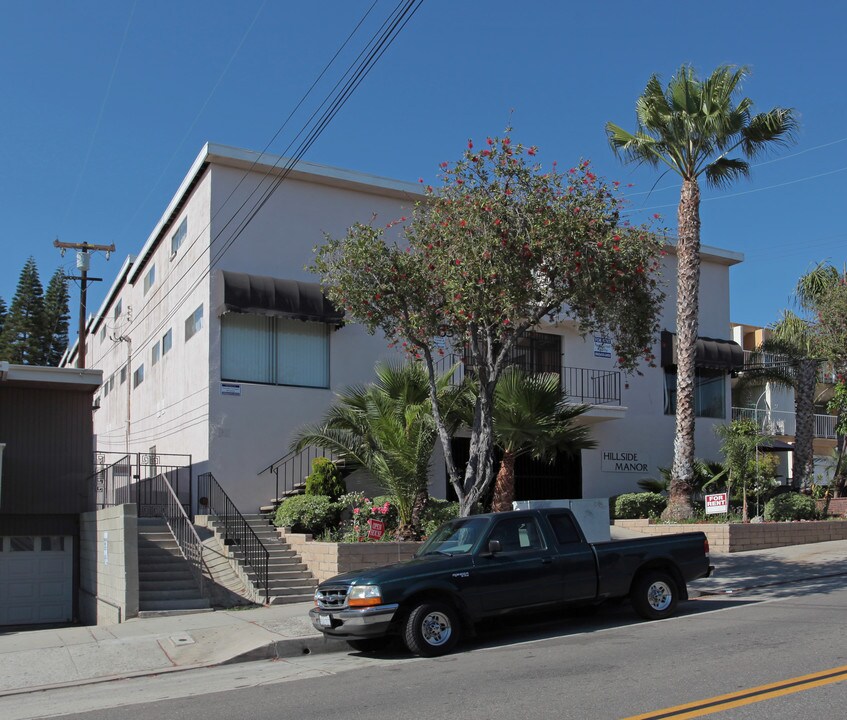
[[204, 514, 317, 605], [137, 518, 212, 616]]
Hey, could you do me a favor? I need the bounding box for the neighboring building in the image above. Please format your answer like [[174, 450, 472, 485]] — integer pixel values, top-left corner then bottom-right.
[[0, 362, 102, 625], [65, 142, 744, 517], [730, 322, 839, 486]]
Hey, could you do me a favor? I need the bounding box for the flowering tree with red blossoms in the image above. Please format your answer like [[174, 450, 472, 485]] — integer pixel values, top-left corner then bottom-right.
[[312, 134, 666, 516]]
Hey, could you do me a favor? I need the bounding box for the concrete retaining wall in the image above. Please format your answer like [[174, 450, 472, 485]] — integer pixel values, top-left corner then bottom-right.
[[279, 531, 422, 583], [615, 518, 847, 553], [79, 504, 139, 624]]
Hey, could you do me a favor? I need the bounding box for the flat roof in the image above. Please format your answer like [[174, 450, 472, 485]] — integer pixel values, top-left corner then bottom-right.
[[0, 362, 102, 391]]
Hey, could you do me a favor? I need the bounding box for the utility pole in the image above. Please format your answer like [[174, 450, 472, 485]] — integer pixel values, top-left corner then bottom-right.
[[54, 239, 115, 368]]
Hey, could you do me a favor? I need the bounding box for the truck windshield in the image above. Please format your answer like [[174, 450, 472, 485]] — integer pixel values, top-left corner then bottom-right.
[[416, 518, 487, 556]]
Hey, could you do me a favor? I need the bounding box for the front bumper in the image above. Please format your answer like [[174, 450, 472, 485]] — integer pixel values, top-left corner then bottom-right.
[[309, 603, 400, 638]]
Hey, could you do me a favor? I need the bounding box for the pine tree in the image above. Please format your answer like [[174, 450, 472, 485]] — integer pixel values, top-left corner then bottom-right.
[[1, 257, 46, 365], [42, 268, 71, 366], [0, 295, 6, 342]]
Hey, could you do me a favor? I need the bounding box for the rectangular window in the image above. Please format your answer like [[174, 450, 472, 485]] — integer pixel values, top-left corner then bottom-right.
[[162, 328, 173, 355], [133, 364, 145, 388], [114, 299, 122, 320], [221, 313, 330, 388], [11, 537, 34, 552], [664, 368, 727, 419], [108, 373, 115, 392], [100, 326, 106, 342], [185, 305, 203, 341], [120, 365, 127, 385], [151, 342, 160, 366], [102, 378, 109, 398], [143, 266, 156, 294], [171, 217, 187, 256]]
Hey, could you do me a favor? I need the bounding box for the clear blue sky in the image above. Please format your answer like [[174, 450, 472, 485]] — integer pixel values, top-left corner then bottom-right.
[[1, 1, 844, 341]]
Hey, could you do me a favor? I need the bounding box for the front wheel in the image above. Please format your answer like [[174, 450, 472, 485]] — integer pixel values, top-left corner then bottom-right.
[[403, 601, 460, 657], [630, 571, 679, 620]]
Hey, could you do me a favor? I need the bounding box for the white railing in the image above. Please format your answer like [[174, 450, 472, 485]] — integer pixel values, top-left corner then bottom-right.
[[741, 351, 838, 384], [731, 407, 837, 439]]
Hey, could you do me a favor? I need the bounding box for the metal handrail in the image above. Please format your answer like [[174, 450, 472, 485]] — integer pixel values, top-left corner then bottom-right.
[[148, 472, 208, 599], [198, 472, 270, 604], [258, 446, 338, 507]]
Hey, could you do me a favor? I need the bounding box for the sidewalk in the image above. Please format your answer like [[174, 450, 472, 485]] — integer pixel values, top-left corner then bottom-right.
[[1, 539, 846, 697]]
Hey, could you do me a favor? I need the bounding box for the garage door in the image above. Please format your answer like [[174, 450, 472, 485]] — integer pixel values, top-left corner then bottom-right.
[[0, 536, 73, 626]]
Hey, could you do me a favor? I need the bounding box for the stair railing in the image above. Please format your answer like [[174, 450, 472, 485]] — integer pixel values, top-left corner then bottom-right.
[[197, 472, 270, 604], [148, 472, 208, 600], [258, 446, 338, 510]]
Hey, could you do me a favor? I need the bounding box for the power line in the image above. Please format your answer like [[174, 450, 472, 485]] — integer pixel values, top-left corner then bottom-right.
[[121, 0, 423, 366], [62, 0, 138, 225]]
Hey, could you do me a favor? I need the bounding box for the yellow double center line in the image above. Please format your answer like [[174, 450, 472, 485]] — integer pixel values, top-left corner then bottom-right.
[[621, 664, 847, 719]]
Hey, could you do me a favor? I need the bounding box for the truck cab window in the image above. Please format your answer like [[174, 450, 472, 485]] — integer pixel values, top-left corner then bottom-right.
[[548, 514, 581, 544]]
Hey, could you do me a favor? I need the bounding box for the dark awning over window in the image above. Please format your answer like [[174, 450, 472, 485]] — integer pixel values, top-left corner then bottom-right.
[[660, 330, 744, 371], [215, 271, 344, 325]]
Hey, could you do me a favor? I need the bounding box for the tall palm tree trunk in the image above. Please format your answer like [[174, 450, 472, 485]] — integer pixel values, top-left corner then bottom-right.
[[792, 359, 818, 488], [491, 451, 517, 513], [665, 178, 701, 521]]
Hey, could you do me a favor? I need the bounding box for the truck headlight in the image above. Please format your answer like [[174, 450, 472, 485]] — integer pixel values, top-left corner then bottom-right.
[[348, 584, 383, 607]]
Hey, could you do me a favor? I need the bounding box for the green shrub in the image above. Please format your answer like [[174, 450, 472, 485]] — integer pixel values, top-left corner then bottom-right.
[[274, 494, 340, 534], [304, 457, 346, 501], [763, 492, 819, 521], [614, 492, 667, 520], [421, 498, 460, 537]]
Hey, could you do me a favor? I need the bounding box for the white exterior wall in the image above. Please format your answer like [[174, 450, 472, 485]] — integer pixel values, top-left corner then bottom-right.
[[576, 247, 738, 498]]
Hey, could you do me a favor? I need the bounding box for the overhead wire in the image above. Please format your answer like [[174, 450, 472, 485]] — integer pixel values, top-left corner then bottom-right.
[[121, 0, 423, 365]]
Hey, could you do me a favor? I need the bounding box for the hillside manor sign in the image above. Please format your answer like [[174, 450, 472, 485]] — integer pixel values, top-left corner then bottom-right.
[[601, 450, 650, 474]]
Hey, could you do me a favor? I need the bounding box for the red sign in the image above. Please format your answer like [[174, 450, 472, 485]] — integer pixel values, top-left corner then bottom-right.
[[705, 492, 729, 515], [367, 519, 386, 539]]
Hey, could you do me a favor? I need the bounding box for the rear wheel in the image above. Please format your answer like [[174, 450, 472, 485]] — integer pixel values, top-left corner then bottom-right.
[[346, 637, 393, 653], [631, 571, 679, 620], [403, 601, 460, 657]]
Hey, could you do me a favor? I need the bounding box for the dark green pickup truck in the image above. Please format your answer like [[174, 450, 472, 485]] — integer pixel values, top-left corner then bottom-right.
[[309, 508, 712, 656]]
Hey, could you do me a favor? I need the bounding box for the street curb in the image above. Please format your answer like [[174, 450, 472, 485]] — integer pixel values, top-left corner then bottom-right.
[[221, 634, 349, 664], [0, 634, 348, 699]]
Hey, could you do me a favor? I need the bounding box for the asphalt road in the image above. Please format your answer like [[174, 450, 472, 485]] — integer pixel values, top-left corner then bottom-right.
[[5, 576, 847, 720]]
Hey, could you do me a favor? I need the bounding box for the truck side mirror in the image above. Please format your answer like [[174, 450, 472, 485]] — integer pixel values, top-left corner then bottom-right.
[[487, 539, 502, 555]]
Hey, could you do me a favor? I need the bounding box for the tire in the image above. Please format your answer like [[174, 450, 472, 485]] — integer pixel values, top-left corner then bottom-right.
[[403, 601, 460, 657], [630, 571, 679, 620], [346, 637, 393, 653]]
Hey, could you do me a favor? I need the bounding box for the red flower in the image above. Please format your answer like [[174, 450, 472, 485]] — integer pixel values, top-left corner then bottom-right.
[[468, 139, 473, 149], [487, 137, 494, 145], [527, 147, 537, 156]]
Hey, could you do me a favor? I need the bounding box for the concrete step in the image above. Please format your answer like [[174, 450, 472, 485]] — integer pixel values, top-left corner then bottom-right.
[[139, 570, 197, 582], [267, 593, 315, 605], [137, 608, 215, 618], [138, 578, 198, 591], [140, 588, 206, 601], [138, 598, 211, 612]]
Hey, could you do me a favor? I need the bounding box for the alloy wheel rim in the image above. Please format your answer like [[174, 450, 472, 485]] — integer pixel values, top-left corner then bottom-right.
[[647, 581, 672, 611], [421, 611, 452, 646]]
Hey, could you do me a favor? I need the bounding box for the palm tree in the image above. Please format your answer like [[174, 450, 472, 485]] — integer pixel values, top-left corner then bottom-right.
[[606, 65, 797, 520], [291, 362, 469, 538], [489, 368, 595, 512], [737, 311, 820, 490]]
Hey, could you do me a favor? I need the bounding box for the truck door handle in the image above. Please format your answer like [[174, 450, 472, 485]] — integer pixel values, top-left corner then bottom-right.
[[541, 558, 552, 564]]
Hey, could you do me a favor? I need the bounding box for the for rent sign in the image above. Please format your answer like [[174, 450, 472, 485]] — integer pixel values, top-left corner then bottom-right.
[[367, 519, 386, 540], [705, 493, 729, 515]]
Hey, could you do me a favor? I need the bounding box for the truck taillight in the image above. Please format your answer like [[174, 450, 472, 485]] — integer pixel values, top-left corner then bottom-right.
[[704, 539, 710, 555]]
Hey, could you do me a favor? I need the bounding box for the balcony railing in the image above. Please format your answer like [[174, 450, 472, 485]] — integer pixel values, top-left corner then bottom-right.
[[741, 351, 838, 385], [432, 353, 621, 406], [731, 407, 837, 439]]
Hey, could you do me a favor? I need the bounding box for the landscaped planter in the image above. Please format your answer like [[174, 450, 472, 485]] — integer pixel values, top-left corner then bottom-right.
[[615, 518, 847, 553], [279, 530, 422, 583]]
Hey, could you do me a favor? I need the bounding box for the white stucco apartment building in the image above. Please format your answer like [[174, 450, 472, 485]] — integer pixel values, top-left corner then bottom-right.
[[68, 143, 744, 516]]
